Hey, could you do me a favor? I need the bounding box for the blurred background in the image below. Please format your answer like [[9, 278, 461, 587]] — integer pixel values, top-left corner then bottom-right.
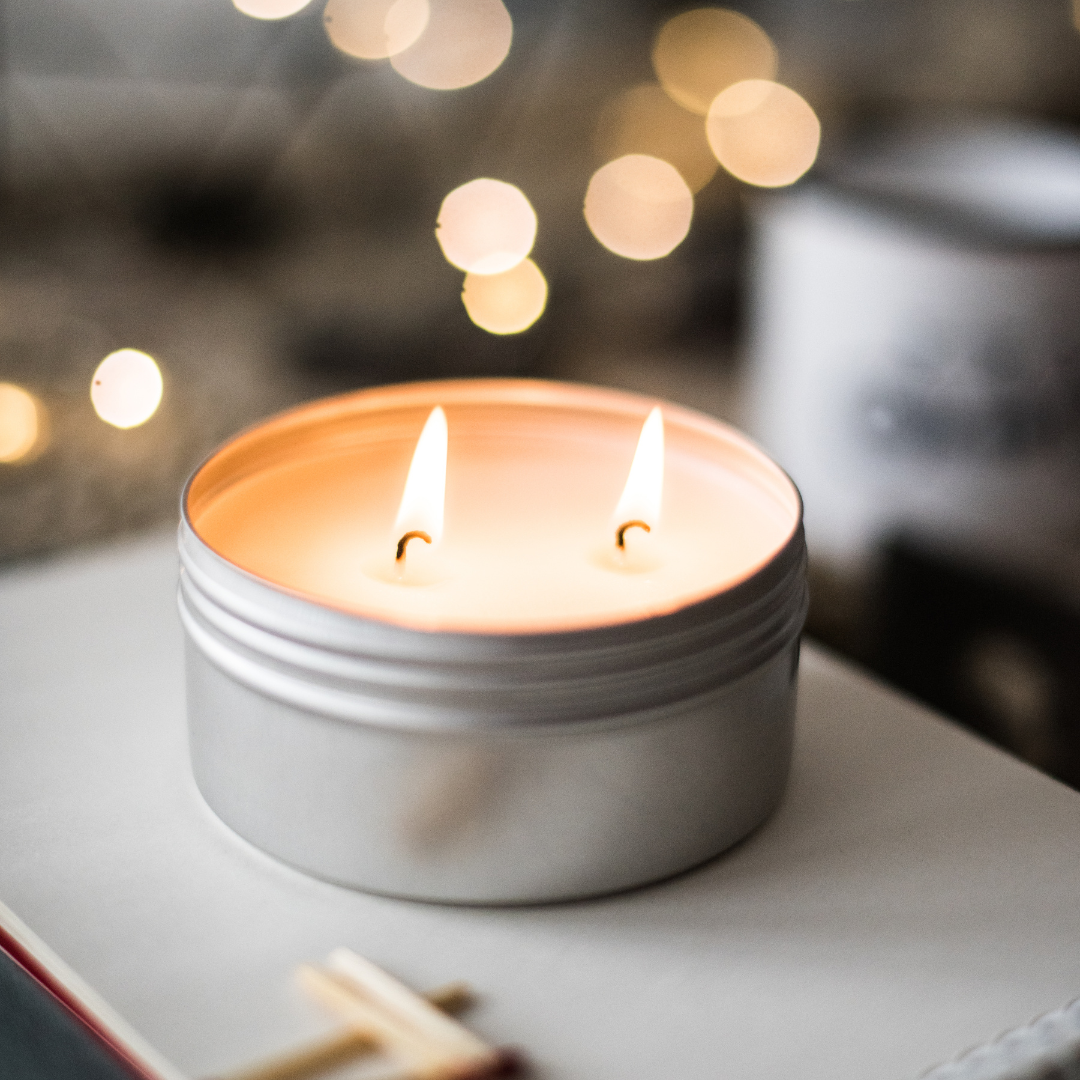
[[2, 0, 1080, 787]]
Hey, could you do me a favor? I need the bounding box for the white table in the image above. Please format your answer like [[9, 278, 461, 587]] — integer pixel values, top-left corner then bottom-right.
[[2, 532, 1079, 1080]]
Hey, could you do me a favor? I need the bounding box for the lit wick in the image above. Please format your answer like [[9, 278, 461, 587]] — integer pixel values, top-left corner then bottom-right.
[[610, 406, 664, 558], [615, 520, 651, 550], [396, 530, 432, 562], [391, 406, 446, 578]]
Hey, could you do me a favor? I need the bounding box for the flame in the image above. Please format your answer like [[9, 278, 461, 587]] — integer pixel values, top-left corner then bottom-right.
[[612, 406, 664, 533], [394, 406, 448, 548]]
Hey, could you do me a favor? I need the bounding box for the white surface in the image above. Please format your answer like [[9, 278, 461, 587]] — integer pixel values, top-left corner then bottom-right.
[[2, 532, 1080, 1080]]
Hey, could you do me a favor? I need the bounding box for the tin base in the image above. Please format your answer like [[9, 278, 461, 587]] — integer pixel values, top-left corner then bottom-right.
[[186, 642, 798, 905]]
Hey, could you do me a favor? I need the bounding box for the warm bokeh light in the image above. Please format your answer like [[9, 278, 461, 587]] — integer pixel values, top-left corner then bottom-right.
[[394, 406, 448, 547], [706, 79, 820, 187], [323, 0, 429, 60], [461, 258, 548, 335], [436, 178, 537, 275], [584, 154, 694, 260], [233, 0, 313, 18], [390, 0, 512, 90], [652, 8, 777, 116], [90, 349, 164, 430], [0, 383, 41, 464], [613, 406, 664, 531], [594, 83, 718, 193]]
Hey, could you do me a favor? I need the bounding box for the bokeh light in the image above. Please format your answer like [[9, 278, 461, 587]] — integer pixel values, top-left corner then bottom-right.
[[390, 0, 512, 90], [461, 258, 548, 335], [0, 384, 41, 464], [652, 8, 777, 116], [706, 79, 820, 187], [233, 0, 314, 19], [436, 178, 537, 275], [594, 82, 718, 193], [584, 154, 694, 260], [323, 0, 429, 60], [90, 349, 164, 430]]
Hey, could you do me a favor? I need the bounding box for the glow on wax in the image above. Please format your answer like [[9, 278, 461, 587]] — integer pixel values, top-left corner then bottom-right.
[[188, 383, 799, 634], [393, 404, 663, 573]]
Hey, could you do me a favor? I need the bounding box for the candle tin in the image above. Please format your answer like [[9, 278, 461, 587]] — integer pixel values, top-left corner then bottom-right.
[[178, 380, 806, 904]]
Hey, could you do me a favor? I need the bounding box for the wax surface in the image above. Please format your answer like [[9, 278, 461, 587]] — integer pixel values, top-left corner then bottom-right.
[[190, 385, 798, 633]]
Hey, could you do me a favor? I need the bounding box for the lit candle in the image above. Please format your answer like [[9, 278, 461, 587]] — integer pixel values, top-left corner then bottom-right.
[[179, 378, 806, 904], [187, 380, 797, 634]]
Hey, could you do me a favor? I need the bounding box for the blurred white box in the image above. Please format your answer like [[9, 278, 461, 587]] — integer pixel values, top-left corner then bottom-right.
[[747, 117, 1080, 579]]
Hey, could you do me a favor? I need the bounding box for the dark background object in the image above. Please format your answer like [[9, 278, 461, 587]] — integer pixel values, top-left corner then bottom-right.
[[877, 537, 1080, 790], [142, 173, 286, 254]]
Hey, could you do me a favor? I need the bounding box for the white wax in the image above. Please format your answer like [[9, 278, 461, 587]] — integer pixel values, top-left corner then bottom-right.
[[188, 382, 799, 633]]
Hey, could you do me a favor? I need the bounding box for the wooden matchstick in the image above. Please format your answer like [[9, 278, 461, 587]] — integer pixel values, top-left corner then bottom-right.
[[326, 949, 493, 1063], [380, 1046, 525, 1080], [425, 982, 475, 1015], [297, 964, 454, 1076], [210, 1028, 374, 1080], [209, 981, 475, 1080]]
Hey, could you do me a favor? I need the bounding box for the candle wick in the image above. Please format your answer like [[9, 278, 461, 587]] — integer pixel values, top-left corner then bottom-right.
[[396, 530, 432, 562], [615, 520, 651, 549]]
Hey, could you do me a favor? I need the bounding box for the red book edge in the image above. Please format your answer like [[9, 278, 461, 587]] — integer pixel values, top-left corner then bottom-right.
[[0, 900, 188, 1080]]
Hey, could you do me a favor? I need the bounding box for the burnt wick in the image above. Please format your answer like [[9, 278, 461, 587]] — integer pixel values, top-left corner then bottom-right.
[[615, 520, 651, 549], [396, 530, 432, 562]]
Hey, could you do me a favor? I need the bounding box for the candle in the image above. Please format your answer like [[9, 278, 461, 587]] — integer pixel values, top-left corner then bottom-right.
[[179, 378, 806, 903], [186, 380, 797, 633]]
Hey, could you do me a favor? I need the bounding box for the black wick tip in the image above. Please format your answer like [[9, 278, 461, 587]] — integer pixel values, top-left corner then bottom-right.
[[396, 530, 432, 561], [615, 519, 651, 549]]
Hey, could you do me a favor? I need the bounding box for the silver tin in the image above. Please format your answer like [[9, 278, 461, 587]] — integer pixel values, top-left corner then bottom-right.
[[178, 384, 807, 904]]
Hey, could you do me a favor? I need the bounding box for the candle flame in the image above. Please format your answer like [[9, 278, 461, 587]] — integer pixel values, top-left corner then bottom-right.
[[613, 406, 664, 534], [394, 406, 447, 549]]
